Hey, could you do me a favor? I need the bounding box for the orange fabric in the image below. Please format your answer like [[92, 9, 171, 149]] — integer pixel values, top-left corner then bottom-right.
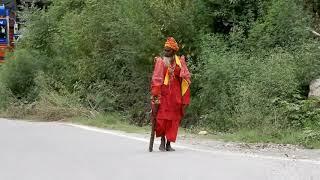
[[162, 56, 191, 96], [182, 87, 190, 105], [179, 56, 191, 83], [164, 37, 179, 52], [151, 57, 165, 96], [151, 86, 161, 96], [156, 118, 180, 142], [151, 57, 191, 142]]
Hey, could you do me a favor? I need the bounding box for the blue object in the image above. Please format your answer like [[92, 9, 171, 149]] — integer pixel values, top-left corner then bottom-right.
[[0, 19, 7, 25], [0, 4, 5, 16], [0, 17, 7, 44], [0, 38, 7, 44]]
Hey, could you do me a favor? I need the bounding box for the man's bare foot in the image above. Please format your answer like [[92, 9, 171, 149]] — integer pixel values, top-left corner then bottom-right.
[[166, 142, 175, 151], [159, 144, 166, 151], [159, 136, 166, 151]]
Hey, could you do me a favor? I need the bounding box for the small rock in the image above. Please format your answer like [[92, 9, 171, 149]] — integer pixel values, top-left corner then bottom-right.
[[309, 78, 320, 98], [198, 131, 208, 135], [225, 143, 233, 147]]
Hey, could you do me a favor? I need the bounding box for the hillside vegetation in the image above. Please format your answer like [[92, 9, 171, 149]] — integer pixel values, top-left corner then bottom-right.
[[1, 0, 320, 148]]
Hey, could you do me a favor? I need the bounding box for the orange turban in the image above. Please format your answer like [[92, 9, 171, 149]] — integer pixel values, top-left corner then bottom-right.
[[164, 37, 179, 52]]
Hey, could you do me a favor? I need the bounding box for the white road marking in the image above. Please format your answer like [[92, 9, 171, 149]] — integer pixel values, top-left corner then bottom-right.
[[63, 123, 320, 165]]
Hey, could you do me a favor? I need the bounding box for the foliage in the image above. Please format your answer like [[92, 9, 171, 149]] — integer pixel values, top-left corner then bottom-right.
[[248, 0, 310, 49], [0, 50, 41, 101], [0, 0, 319, 147]]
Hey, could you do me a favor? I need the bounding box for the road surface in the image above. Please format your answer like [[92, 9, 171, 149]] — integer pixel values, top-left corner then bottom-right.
[[0, 119, 319, 180]]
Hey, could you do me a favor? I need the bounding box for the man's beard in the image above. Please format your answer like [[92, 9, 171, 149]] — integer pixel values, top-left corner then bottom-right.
[[163, 56, 173, 66]]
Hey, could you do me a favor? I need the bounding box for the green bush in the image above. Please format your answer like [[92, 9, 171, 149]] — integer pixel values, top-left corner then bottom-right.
[[10, 0, 204, 123], [0, 83, 13, 110], [0, 50, 41, 101], [187, 34, 301, 132], [0, 0, 319, 149], [248, 0, 310, 49]]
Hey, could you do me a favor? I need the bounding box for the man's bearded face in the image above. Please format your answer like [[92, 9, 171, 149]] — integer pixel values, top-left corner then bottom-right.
[[164, 47, 174, 57]]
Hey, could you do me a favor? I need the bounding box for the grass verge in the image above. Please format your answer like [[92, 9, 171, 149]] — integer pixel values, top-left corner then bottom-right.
[[1, 103, 319, 149], [68, 113, 150, 134], [214, 129, 320, 149], [68, 114, 320, 149]]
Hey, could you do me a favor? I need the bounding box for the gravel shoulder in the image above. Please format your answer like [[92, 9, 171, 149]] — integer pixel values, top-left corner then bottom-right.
[[64, 122, 320, 163], [3, 118, 320, 162]]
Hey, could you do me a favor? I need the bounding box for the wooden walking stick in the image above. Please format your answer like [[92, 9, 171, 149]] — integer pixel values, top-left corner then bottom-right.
[[149, 97, 159, 152]]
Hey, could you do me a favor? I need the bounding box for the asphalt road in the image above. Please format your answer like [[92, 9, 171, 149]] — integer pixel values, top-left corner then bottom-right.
[[0, 119, 319, 180]]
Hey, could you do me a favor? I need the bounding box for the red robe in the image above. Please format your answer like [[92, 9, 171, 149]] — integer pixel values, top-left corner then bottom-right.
[[151, 56, 191, 142]]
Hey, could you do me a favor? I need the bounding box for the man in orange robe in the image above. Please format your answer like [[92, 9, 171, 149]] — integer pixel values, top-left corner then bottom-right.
[[151, 37, 191, 151]]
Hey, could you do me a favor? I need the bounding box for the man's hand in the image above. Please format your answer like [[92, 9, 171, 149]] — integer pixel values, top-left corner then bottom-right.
[[151, 95, 160, 105], [151, 95, 160, 117]]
